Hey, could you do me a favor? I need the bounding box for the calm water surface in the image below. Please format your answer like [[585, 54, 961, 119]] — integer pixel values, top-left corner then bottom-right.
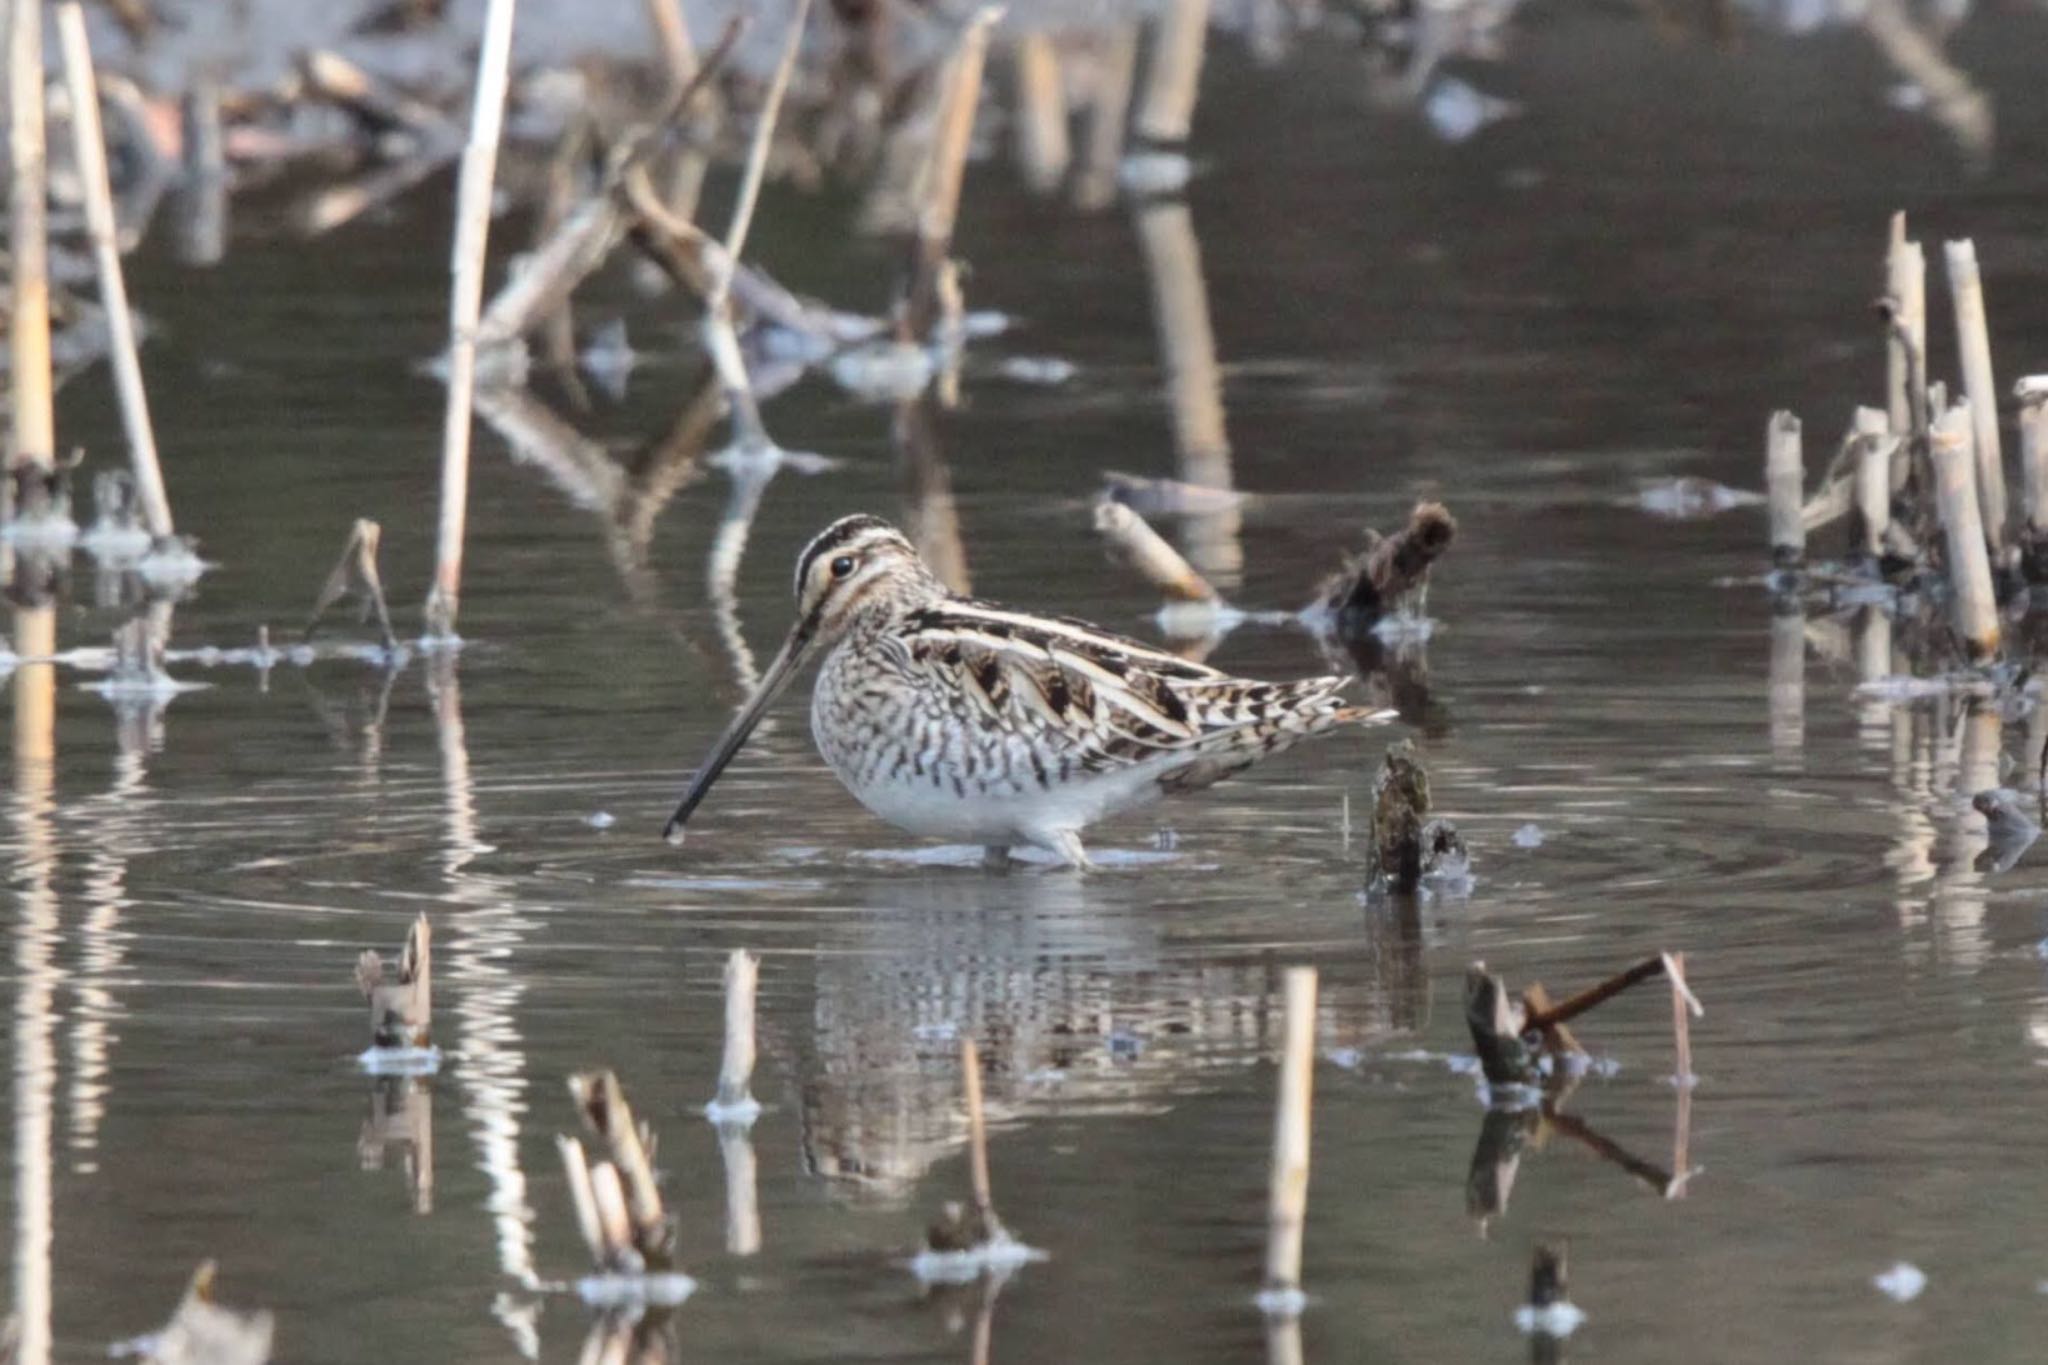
[[11, 4, 2048, 1360]]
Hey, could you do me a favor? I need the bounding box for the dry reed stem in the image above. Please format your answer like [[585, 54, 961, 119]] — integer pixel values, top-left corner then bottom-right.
[[1075, 25, 1139, 209], [307, 518, 397, 651], [1136, 0, 1211, 143], [1011, 34, 1070, 193], [1945, 239, 2005, 548], [918, 8, 1003, 255], [1852, 407, 1893, 558], [588, 1161, 636, 1264], [569, 1070, 670, 1264], [8, 0, 54, 473], [478, 197, 626, 348], [716, 0, 810, 292], [556, 1135, 608, 1264], [1765, 411, 1804, 566], [716, 948, 759, 1110], [1664, 952, 1695, 1082], [1885, 213, 1926, 444], [643, 0, 698, 96], [901, 7, 1001, 338], [700, 0, 809, 446], [1931, 402, 2000, 659], [425, 0, 518, 640], [1092, 498, 1217, 602], [1262, 966, 1316, 1304], [57, 4, 173, 538], [2019, 376, 2048, 562]]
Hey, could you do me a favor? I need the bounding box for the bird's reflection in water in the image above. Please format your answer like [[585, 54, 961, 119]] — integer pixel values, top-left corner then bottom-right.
[[799, 872, 1430, 1196], [574, 1307, 676, 1365]]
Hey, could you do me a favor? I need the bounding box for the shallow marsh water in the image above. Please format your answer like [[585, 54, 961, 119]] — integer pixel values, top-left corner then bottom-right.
[[12, 3, 2048, 1361]]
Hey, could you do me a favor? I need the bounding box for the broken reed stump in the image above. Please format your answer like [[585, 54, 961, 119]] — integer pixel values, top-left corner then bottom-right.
[[1092, 498, 1218, 603], [708, 947, 761, 1122], [2018, 376, 2048, 578], [306, 519, 398, 652], [1010, 34, 1071, 195], [1944, 239, 2005, 551], [57, 4, 174, 539], [1766, 411, 1805, 568], [1367, 740, 1465, 895], [8, 0, 55, 474], [1259, 965, 1317, 1315], [425, 0, 518, 641], [355, 913, 431, 1049], [1135, 0, 1212, 148], [1464, 954, 1702, 1090], [1931, 402, 2000, 659], [903, 7, 1003, 340], [1313, 502, 1456, 624], [560, 1070, 674, 1272], [1885, 213, 1928, 446], [134, 1261, 275, 1365], [1851, 406, 1895, 561], [926, 1035, 1006, 1252]]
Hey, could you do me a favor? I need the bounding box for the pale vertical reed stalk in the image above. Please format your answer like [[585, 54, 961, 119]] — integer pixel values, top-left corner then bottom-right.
[[426, 0, 519, 640]]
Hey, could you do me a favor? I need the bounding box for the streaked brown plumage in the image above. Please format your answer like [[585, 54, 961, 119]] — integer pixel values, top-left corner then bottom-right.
[[666, 515, 1393, 868]]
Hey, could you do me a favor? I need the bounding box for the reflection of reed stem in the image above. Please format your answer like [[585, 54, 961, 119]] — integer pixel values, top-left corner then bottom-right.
[[961, 1036, 995, 1226], [718, 1124, 762, 1256], [1134, 200, 1242, 584], [1262, 967, 1316, 1304], [434, 657, 542, 1351], [10, 606, 60, 1365]]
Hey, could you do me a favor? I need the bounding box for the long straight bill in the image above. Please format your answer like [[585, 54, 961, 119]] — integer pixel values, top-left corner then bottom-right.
[[663, 623, 814, 840]]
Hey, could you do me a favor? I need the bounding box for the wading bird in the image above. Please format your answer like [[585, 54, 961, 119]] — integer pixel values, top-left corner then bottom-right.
[[665, 515, 1392, 868]]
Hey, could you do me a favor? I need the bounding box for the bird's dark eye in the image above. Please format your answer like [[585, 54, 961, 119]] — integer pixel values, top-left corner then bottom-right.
[[830, 555, 857, 579]]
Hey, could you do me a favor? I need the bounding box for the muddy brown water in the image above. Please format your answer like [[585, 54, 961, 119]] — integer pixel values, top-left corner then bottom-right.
[[12, 4, 2048, 1361]]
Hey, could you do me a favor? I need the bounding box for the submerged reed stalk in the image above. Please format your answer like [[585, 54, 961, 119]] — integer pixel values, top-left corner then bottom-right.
[[711, 948, 760, 1118], [1765, 411, 1805, 567], [57, 4, 173, 537], [1944, 239, 2005, 549], [425, 0, 518, 640], [1884, 213, 1927, 446], [8, 0, 54, 472], [1930, 402, 1999, 659], [1261, 966, 1317, 1314]]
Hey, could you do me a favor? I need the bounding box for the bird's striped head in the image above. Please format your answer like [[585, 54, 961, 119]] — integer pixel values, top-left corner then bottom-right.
[[790, 514, 939, 640], [663, 514, 939, 840]]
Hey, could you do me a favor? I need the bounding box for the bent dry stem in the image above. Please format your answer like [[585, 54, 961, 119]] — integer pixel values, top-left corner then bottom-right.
[[59, 4, 173, 537]]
